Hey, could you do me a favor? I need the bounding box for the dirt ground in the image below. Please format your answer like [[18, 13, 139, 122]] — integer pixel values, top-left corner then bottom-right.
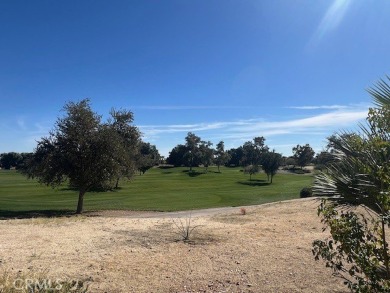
[[0, 198, 349, 293]]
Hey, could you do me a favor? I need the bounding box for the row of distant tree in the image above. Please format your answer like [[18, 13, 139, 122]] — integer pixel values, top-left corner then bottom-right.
[[165, 132, 324, 183], [0, 141, 160, 175], [165, 132, 322, 170], [1, 142, 323, 172]]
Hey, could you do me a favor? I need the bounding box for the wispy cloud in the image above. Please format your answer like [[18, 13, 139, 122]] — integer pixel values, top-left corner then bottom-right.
[[133, 105, 254, 110], [140, 108, 368, 143], [289, 105, 348, 110], [309, 0, 352, 46]]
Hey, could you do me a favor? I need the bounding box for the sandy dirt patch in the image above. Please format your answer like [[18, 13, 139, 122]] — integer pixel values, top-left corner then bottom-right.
[[0, 198, 348, 292]]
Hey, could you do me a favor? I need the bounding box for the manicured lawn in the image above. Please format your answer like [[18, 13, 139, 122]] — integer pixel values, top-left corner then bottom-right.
[[0, 166, 313, 215]]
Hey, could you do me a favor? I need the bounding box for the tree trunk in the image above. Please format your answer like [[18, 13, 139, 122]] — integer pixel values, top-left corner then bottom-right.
[[115, 177, 120, 189], [270, 175, 273, 184], [76, 190, 85, 214], [217, 165, 220, 172]]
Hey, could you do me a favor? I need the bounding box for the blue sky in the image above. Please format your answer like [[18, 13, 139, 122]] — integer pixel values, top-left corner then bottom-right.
[[1, 0, 389, 157]]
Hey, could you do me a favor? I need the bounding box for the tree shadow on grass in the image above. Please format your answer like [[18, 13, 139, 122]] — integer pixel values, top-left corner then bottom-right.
[[188, 171, 204, 177], [237, 179, 270, 187], [0, 209, 76, 220], [181, 170, 205, 177], [59, 187, 122, 192], [158, 165, 175, 169]]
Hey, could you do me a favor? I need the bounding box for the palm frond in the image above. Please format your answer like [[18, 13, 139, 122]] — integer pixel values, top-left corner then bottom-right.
[[367, 76, 390, 107]]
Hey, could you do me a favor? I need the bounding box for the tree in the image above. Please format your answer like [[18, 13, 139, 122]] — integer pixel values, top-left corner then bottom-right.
[[261, 151, 282, 183], [214, 141, 230, 172], [285, 156, 297, 168], [22, 99, 139, 214], [184, 132, 201, 171], [198, 141, 214, 172], [109, 108, 141, 188], [226, 147, 243, 167], [241, 136, 268, 167], [292, 144, 314, 169], [0, 152, 23, 169], [166, 144, 187, 167], [136, 142, 160, 175], [312, 77, 390, 292], [314, 151, 334, 172], [243, 164, 260, 180]]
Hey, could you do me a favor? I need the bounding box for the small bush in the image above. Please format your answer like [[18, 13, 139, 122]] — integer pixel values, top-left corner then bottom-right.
[[172, 213, 200, 242], [300, 187, 312, 198]]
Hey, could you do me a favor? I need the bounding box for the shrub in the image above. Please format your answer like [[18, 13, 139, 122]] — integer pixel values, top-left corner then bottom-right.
[[171, 213, 200, 242], [300, 187, 312, 198]]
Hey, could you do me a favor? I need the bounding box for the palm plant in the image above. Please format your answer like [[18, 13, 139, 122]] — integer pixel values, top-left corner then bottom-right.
[[312, 77, 390, 292]]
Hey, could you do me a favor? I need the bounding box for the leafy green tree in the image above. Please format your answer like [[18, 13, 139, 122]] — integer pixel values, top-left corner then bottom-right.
[[241, 136, 268, 167], [243, 164, 260, 180], [0, 152, 23, 169], [313, 77, 390, 292], [22, 99, 139, 214], [314, 151, 334, 172], [285, 156, 297, 168], [226, 146, 243, 167], [109, 109, 141, 188], [198, 141, 214, 172], [214, 141, 230, 172], [261, 151, 282, 183], [184, 132, 201, 171], [136, 142, 160, 175], [292, 144, 315, 169], [166, 144, 187, 167]]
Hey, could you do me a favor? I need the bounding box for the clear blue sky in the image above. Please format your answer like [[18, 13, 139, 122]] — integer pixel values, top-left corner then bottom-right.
[[1, 0, 389, 157]]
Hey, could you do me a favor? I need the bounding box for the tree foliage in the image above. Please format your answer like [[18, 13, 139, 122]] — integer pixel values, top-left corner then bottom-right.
[[243, 164, 260, 180], [292, 144, 315, 169], [108, 108, 140, 187], [226, 147, 243, 167], [166, 144, 188, 167], [241, 136, 268, 167], [312, 77, 390, 292], [214, 141, 230, 172], [136, 142, 160, 175], [22, 99, 140, 214], [261, 151, 282, 183], [0, 152, 28, 169], [198, 140, 213, 172], [184, 132, 201, 171]]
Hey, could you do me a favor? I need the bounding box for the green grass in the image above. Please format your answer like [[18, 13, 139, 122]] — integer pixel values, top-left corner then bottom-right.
[[0, 166, 313, 216]]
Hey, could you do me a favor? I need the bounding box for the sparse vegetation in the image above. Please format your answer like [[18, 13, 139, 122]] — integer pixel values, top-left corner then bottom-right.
[[171, 213, 200, 242]]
